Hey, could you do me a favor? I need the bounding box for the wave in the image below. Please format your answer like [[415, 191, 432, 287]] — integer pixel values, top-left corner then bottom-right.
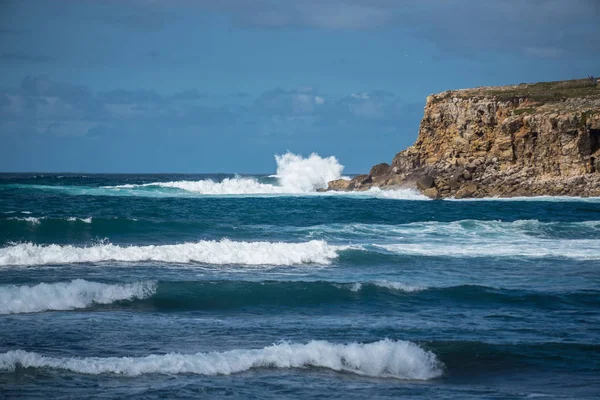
[[0, 339, 443, 379], [0, 239, 339, 267], [66, 217, 93, 223], [107, 152, 345, 195], [132, 280, 427, 311], [0, 280, 422, 314], [6, 216, 42, 225], [293, 219, 600, 260], [5, 216, 93, 225], [322, 219, 600, 239], [2, 182, 428, 200], [129, 282, 597, 311], [375, 238, 600, 260], [0, 280, 156, 314], [6, 280, 595, 313]]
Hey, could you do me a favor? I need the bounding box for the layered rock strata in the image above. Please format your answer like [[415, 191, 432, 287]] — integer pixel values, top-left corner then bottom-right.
[[329, 79, 600, 198]]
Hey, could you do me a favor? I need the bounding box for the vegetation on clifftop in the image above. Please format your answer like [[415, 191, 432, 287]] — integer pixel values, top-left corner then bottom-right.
[[433, 78, 599, 106]]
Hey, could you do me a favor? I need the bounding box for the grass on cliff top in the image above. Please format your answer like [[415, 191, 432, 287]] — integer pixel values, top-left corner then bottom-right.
[[437, 79, 600, 104]]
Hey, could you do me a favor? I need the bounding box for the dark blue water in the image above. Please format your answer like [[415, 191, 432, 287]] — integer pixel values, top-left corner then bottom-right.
[[1, 173, 599, 399]]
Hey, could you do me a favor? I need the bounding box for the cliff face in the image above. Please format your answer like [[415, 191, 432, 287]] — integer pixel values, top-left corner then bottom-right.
[[330, 79, 600, 198]]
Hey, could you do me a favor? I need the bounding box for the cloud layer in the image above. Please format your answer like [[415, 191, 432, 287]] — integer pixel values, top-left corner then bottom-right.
[[146, 0, 600, 58], [0, 76, 421, 139]]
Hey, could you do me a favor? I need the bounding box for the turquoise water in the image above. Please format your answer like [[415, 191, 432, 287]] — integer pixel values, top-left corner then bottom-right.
[[1, 173, 599, 399]]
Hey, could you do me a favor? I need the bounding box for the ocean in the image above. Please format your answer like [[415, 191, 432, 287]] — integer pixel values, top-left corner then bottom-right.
[[0, 154, 599, 399]]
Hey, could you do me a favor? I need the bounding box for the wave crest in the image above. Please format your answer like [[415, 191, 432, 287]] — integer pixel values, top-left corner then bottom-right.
[[107, 152, 345, 195], [0, 279, 156, 314], [0, 239, 339, 267], [0, 339, 443, 379], [275, 152, 344, 192]]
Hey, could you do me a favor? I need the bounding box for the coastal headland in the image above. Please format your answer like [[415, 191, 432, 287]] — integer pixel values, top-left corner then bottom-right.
[[327, 79, 600, 198]]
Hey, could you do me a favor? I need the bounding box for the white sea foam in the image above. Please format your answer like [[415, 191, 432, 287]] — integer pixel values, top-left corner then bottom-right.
[[0, 280, 156, 314], [7, 216, 42, 225], [274, 152, 344, 192], [372, 281, 424, 292], [341, 281, 423, 292], [362, 187, 430, 200], [278, 220, 600, 260], [0, 239, 339, 267], [287, 219, 600, 241], [7, 216, 94, 224], [107, 152, 345, 195], [66, 217, 93, 223], [376, 239, 600, 260], [448, 195, 600, 202], [0, 339, 443, 379]]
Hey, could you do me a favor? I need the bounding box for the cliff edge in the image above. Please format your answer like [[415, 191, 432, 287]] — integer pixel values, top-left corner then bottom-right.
[[328, 79, 600, 198]]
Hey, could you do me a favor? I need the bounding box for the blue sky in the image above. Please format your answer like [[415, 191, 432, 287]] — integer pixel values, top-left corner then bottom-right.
[[1, 0, 599, 173]]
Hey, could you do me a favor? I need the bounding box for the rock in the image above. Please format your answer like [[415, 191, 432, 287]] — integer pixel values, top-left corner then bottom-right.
[[455, 183, 479, 199], [384, 174, 406, 186], [343, 79, 600, 198], [448, 177, 460, 190], [416, 175, 435, 190], [593, 157, 600, 173], [369, 163, 392, 177], [350, 174, 372, 190], [326, 179, 352, 191], [423, 187, 440, 199]]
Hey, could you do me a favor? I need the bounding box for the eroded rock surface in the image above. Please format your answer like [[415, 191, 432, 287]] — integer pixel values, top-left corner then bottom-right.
[[327, 79, 600, 198]]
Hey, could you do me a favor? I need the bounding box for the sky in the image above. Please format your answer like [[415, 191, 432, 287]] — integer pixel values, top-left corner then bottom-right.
[[1, 0, 599, 173]]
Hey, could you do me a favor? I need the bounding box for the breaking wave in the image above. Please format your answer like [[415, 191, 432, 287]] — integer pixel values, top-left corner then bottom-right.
[[107, 152, 345, 195], [0, 239, 339, 267], [6, 216, 93, 225], [0, 339, 443, 379], [0, 279, 156, 314], [6, 216, 43, 225]]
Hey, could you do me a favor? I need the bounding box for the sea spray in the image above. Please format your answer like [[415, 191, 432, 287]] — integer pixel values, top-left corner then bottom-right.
[[275, 152, 344, 192], [106, 152, 345, 195]]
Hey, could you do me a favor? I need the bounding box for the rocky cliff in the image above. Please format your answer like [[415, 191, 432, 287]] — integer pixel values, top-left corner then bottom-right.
[[328, 79, 600, 198]]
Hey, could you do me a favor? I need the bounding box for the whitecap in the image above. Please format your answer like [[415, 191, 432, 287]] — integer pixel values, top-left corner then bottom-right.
[[66, 217, 93, 223], [107, 152, 345, 195], [0, 280, 156, 314], [7, 217, 43, 225], [0, 339, 443, 379], [0, 239, 339, 267]]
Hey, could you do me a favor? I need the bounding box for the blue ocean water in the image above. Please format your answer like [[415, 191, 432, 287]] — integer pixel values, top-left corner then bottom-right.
[[1, 169, 599, 399]]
